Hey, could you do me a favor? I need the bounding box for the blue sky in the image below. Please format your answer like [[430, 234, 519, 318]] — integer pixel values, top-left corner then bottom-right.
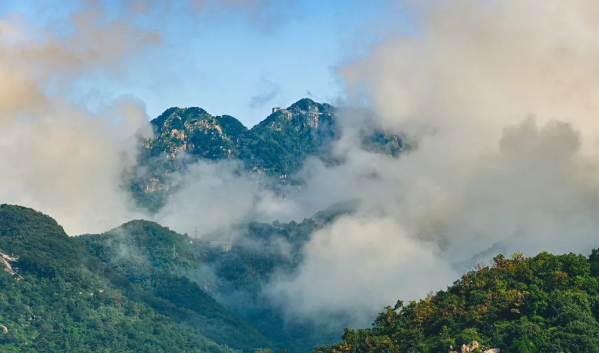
[[0, 0, 412, 126]]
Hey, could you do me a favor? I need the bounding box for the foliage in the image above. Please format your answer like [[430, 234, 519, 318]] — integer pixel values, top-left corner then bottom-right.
[[78, 220, 274, 352], [0, 204, 238, 353], [6, 204, 599, 353], [313, 252, 599, 353], [78, 209, 348, 353]]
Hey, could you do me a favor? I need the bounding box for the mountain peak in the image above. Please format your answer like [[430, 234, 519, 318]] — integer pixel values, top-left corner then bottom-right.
[[0, 204, 92, 276], [144, 106, 247, 161], [0, 204, 66, 239], [257, 98, 334, 129], [151, 107, 211, 130], [288, 98, 328, 112]]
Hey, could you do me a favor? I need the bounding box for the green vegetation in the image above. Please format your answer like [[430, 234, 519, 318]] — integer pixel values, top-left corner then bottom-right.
[[204, 218, 340, 353], [238, 98, 337, 175], [78, 206, 351, 353], [0, 204, 237, 353], [78, 220, 275, 352], [5, 203, 599, 353], [314, 252, 599, 353]]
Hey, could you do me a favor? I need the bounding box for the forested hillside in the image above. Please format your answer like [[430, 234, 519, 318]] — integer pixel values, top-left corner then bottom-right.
[[0, 204, 237, 353], [77, 220, 276, 352], [0, 203, 346, 353], [78, 205, 352, 353], [313, 252, 599, 353], [4, 203, 599, 353]]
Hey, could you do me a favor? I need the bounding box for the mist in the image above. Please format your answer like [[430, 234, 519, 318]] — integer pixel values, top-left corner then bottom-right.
[[3, 0, 599, 333], [0, 0, 287, 235], [263, 0, 599, 327], [0, 1, 158, 234]]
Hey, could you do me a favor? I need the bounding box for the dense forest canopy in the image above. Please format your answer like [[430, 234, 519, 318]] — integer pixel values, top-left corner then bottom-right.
[[0, 205, 238, 353], [313, 252, 599, 353]]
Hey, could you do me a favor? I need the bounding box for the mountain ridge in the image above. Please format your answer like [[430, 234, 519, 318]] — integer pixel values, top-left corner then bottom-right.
[[130, 98, 405, 210], [79, 204, 354, 353], [3, 204, 599, 353]]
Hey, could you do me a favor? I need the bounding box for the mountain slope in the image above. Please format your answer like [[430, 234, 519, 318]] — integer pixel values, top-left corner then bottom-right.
[[313, 252, 599, 353], [77, 205, 353, 353], [0, 204, 238, 353], [77, 220, 275, 352], [0, 203, 341, 353]]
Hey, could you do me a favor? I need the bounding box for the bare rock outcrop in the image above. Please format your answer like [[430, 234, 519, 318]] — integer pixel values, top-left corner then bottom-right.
[[449, 341, 500, 353], [0, 251, 23, 280]]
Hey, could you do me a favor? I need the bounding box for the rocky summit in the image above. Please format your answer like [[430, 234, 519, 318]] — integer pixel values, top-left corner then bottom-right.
[[130, 98, 406, 210]]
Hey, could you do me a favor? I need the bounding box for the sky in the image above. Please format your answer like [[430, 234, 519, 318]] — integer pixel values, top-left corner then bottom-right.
[[0, 0, 412, 126]]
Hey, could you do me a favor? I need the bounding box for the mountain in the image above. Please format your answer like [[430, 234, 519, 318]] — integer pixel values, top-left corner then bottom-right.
[[5, 203, 599, 353], [0, 204, 237, 353], [77, 220, 275, 352], [77, 203, 353, 353], [130, 98, 406, 210], [314, 252, 599, 353], [0, 201, 351, 353]]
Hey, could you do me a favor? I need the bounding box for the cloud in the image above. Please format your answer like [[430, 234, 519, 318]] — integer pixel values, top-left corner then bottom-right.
[[0, 1, 158, 234], [249, 78, 281, 108], [5, 0, 599, 334], [263, 0, 599, 327], [267, 216, 456, 328], [342, 0, 599, 148], [0, 0, 298, 235], [153, 160, 263, 236]]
